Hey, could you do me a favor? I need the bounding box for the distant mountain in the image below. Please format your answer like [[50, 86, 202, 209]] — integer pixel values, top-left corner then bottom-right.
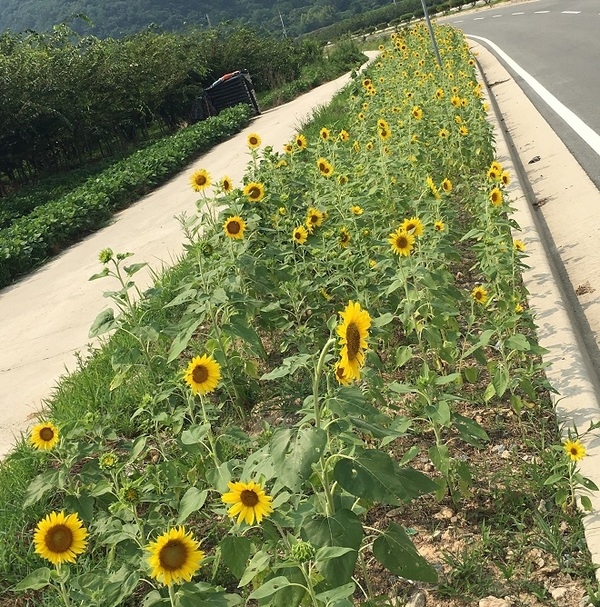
[[0, 0, 395, 39]]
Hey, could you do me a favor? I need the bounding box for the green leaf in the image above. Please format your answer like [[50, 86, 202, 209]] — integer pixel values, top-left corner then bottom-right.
[[463, 367, 479, 383], [249, 577, 293, 600], [302, 509, 363, 588], [373, 522, 437, 582], [220, 536, 251, 580], [395, 346, 413, 368], [327, 387, 388, 423], [452, 413, 489, 446], [434, 372, 461, 386], [223, 316, 266, 358], [238, 551, 270, 587], [429, 444, 450, 477], [181, 423, 211, 445], [492, 365, 510, 398], [260, 567, 306, 607], [123, 262, 147, 276], [260, 354, 313, 380], [12, 567, 51, 591], [505, 334, 530, 352], [394, 467, 438, 499], [127, 436, 147, 464], [315, 546, 355, 562], [167, 319, 202, 364], [371, 313, 394, 327], [580, 495, 593, 511], [89, 308, 117, 337], [23, 471, 59, 508], [88, 267, 110, 281], [315, 582, 355, 606], [177, 487, 208, 524], [483, 382, 496, 402], [270, 427, 327, 492]]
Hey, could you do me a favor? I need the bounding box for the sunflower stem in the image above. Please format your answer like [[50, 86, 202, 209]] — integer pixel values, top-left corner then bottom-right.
[[300, 562, 320, 607], [168, 584, 177, 607], [55, 566, 72, 607], [312, 338, 336, 430], [200, 394, 221, 468]]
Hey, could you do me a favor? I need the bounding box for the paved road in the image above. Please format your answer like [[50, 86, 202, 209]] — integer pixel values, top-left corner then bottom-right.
[[437, 0, 600, 188]]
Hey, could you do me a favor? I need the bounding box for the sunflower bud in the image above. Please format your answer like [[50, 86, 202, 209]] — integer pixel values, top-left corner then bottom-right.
[[291, 541, 316, 563]]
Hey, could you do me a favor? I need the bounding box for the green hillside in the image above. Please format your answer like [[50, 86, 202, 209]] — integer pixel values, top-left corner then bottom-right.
[[1, 0, 402, 38]]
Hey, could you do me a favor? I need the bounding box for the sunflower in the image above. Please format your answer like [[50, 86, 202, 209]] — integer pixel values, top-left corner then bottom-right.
[[30, 422, 59, 451], [490, 187, 503, 207], [459, 125, 469, 136], [34, 511, 88, 565], [337, 301, 371, 380], [338, 175, 348, 186], [401, 216, 424, 237], [515, 302, 524, 314], [190, 169, 211, 192], [316, 157, 334, 178], [184, 354, 221, 395], [365, 142, 374, 151], [339, 227, 351, 248], [450, 95, 461, 107], [306, 207, 324, 231], [564, 439, 586, 462], [362, 78, 372, 88], [339, 129, 350, 142], [319, 127, 331, 141], [490, 160, 503, 173], [357, 112, 365, 121], [411, 106, 423, 120], [442, 178, 453, 192], [247, 133, 261, 149], [221, 176, 234, 193], [284, 142, 294, 154], [434, 220, 446, 232], [501, 171, 511, 186], [350, 205, 363, 216], [487, 167, 501, 181], [221, 480, 273, 525], [388, 227, 414, 256], [334, 361, 352, 386], [378, 125, 391, 140], [471, 285, 488, 305], [224, 216, 247, 240], [293, 225, 308, 245], [435, 88, 444, 100], [147, 526, 204, 586], [294, 134, 307, 150], [243, 182, 265, 202], [513, 239, 526, 252]]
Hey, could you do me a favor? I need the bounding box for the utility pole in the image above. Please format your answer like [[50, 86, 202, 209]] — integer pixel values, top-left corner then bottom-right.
[[206, 14, 211, 27], [278, 9, 288, 38], [420, 0, 442, 68]]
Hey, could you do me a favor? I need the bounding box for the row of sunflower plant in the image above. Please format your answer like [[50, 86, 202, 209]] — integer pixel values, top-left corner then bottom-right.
[[13, 23, 595, 607]]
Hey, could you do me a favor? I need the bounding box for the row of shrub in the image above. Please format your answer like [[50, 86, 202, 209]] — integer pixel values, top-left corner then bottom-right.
[[0, 105, 251, 289]]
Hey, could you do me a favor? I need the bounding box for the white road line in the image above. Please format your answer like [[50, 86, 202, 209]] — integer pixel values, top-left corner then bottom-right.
[[534, 10, 550, 13], [468, 35, 600, 158], [492, 14, 502, 17], [474, 17, 485, 20], [512, 11, 525, 15], [454, 20, 464, 23], [561, 10, 581, 13]]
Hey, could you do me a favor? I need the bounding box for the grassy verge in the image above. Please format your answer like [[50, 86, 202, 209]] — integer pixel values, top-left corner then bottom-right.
[[1, 23, 598, 607]]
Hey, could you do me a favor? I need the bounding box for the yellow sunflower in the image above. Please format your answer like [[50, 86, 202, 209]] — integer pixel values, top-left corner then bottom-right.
[[366, 141, 374, 151], [439, 128, 449, 139], [306, 207, 324, 231], [335, 361, 352, 386], [401, 216, 424, 237], [338, 175, 348, 186], [471, 285, 488, 305], [459, 125, 469, 136], [435, 88, 444, 100], [451, 95, 461, 107], [221, 480, 273, 525], [316, 157, 334, 178], [184, 354, 221, 395], [30, 422, 59, 451], [378, 125, 391, 140], [411, 106, 423, 120], [513, 239, 526, 252], [221, 176, 234, 193], [243, 182, 265, 203], [295, 134, 308, 150], [442, 178, 453, 192], [339, 227, 351, 248], [337, 301, 371, 380], [563, 439, 586, 462], [147, 526, 204, 586], [350, 205, 363, 216], [190, 169, 211, 192], [224, 216, 247, 240], [490, 187, 503, 207], [293, 225, 308, 245], [339, 129, 350, 142], [284, 142, 294, 154], [319, 127, 331, 141], [501, 171, 511, 186], [388, 227, 415, 257], [34, 511, 88, 565], [434, 220, 446, 232], [247, 133, 261, 149]]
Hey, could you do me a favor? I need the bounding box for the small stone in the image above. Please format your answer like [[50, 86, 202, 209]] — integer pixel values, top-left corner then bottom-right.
[[501, 449, 511, 459], [435, 507, 454, 520], [479, 597, 509, 607], [406, 590, 427, 607], [550, 587, 568, 601]]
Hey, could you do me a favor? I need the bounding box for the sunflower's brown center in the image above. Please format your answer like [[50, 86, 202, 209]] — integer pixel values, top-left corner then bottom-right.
[[294, 231, 303, 241], [340, 233, 349, 244], [240, 489, 259, 507], [192, 364, 209, 384], [309, 214, 319, 224], [396, 235, 408, 249], [39, 427, 55, 442], [346, 322, 361, 361], [223, 180, 232, 191], [196, 175, 207, 186], [248, 186, 261, 199], [336, 366, 346, 380], [159, 539, 188, 571], [569, 446, 579, 456], [227, 221, 241, 235], [249, 137, 258, 146], [318, 162, 327, 172], [475, 291, 484, 301], [46, 525, 73, 553]]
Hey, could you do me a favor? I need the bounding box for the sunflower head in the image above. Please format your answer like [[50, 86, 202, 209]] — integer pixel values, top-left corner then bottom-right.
[[471, 285, 488, 305], [441, 178, 453, 192], [147, 526, 204, 586], [306, 207, 324, 231], [184, 354, 221, 395], [293, 225, 308, 245], [411, 106, 423, 120], [243, 182, 265, 203], [490, 187, 503, 207], [295, 134, 307, 150], [350, 205, 363, 216], [247, 133, 261, 149], [339, 129, 350, 142], [334, 361, 352, 386], [401, 216, 424, 237], [30, 422, 59, 451], [563, 439, 586, 462], [336, 301, 371, 381], [190, 169, 211, 192], [513, 239, 526, 252], [434, 220, 446, 232], [224, 216, 247, 240], [319, 127, 330, 141], [316, 158, 333, 178], [221, 176, 234, 193], [222, 480, 274, 525], [339, 227, 351, 248], [34, 511, 88, 565]]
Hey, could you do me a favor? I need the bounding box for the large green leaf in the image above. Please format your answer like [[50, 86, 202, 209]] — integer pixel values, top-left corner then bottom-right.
[[177, 487, 208, 524], [372, 522, 438, 582], [223, 316, 266, 358], [270, 427, 326, 492], [12, 567, 51, 591], [327, 387, 389, 424], [302, 509, 363, 587], [220, 536, 251, 580]]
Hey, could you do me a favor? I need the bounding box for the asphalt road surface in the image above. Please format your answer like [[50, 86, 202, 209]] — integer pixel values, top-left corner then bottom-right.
[[437, 0, 600, 188]]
